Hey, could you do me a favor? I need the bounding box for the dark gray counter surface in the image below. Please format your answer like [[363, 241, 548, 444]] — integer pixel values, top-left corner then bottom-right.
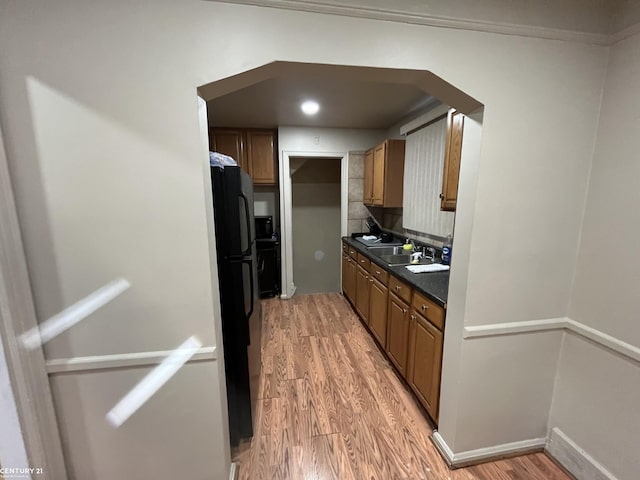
[[343, 237, 449, 307]]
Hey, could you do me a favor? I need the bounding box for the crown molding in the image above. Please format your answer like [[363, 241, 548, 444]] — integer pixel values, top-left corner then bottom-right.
[[609, 20, 640, 44], [215, 0, 612, 45]]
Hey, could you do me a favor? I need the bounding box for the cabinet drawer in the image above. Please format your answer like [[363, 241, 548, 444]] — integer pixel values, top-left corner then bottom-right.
[[342, 242, 349, 254], [357, 253, 370, 271], [369, 264, 389, 286], [348, 246, 358, 260], [389, 276, 411, 304], [412, 291, 445, 330]]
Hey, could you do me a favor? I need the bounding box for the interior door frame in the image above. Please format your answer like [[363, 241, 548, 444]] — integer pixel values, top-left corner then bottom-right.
[[0, 125, 68, 476], [279, 151, 348, 299]]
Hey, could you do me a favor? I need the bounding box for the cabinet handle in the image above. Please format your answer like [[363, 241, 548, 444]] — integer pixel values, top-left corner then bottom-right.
[[370, 279, 373, 283], [411, 314, 416, 320], [375, 270, 381, 275], [395, 285, 401, 291], [421, 304, 428, 311], [439, 193, 444, 199], [402, 308, 407, 314], [365, 275, 369, 279], [360, 259, 366, 263]]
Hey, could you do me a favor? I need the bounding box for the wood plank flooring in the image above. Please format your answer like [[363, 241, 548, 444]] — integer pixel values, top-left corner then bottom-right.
[[234, 293, 571, 480]]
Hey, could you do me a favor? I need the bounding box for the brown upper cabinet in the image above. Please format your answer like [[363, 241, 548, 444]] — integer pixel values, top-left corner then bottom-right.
[[209, 128, 278, 185], [440, 109, 464, 211], [363, 139, 405, 207], [209, 128, 246, 171]]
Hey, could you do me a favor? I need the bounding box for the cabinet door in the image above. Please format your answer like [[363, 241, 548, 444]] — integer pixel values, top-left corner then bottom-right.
[[441, 110, 464, 211], [209, 129, 248, 173], [407, 312, 443, 422], [247, 130, 276, 185], [344, 256, 357, 303], [364, 148, 374, 205], [372, 143, 386, 206], [355, 265, 370, 323], [368, 278, 388, 346], [386, 293, 410, 376], [342, 253, 349, 298]]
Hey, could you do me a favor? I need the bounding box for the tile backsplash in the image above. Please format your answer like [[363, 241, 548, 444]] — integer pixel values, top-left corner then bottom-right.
[[347, 152, 369, 234]]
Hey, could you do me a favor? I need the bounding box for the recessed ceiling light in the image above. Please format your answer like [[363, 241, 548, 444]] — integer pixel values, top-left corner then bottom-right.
[[301, 100, 320, 115]]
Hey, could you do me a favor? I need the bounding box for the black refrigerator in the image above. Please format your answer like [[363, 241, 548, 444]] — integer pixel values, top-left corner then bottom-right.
[[210, 166, 261, 447]]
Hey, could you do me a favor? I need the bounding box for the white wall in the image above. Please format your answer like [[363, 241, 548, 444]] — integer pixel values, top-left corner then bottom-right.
[[278, 126, 385, 153], [0, 1, 610, 477], [254, 187, 279, 230], [548, 31, 640, 480]]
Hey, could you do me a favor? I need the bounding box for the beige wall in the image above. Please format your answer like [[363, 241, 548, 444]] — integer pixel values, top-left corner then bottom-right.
[[292, 159, 342, 294], [0, 1, 611, 477], [549, 31, 640, 480]]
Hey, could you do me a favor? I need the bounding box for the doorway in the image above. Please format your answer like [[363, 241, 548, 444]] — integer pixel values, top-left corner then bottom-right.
[[291, 157, 342, 294]]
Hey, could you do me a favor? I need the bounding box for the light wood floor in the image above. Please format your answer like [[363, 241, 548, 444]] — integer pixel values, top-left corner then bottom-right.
[[234, 293, 571, 480]]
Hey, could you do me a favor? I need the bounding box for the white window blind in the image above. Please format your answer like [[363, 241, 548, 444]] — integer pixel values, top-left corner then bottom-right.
[[402, 118, 455, 237]]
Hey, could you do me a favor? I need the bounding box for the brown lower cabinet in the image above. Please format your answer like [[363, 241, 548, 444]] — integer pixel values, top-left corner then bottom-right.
[[407, 310, 444, 422], [342, 254, 357, 304], [342, 241, 445, 424], [368, 277, 388, 346], [355, 265, 370, 323], [386, 292, 411, 376]]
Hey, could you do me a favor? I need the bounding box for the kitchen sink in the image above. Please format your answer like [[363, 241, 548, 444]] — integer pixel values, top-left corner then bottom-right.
[[378, 254, 437, 267], [367, 246, 405, 256], [368, 244, 437, 266]]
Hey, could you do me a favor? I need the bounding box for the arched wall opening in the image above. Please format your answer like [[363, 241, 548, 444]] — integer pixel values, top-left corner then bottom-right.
[[198, 60, 485, 460]]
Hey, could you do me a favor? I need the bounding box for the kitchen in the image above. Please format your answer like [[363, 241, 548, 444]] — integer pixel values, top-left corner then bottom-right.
[[205, 62, 563, 478]]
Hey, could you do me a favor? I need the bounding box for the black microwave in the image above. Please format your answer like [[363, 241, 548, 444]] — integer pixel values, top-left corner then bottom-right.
[[255, 216, 273, 239]]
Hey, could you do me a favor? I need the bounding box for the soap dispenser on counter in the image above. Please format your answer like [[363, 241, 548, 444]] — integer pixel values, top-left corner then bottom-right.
[[442, 234, 452, 265]]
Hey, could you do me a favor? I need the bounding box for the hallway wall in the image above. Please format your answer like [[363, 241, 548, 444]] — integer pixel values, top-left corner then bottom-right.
[[549, 31, 640, 480]]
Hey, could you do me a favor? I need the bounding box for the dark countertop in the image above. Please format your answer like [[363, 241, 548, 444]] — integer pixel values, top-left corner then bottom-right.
[[342, 237, 449, 307]]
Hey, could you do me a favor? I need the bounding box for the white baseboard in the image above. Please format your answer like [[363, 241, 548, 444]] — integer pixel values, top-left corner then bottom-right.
[[431, 431, 546, 468], [280, 284, 296, 300], [229, 462, 238, 480], [546, 428, 618, 480]]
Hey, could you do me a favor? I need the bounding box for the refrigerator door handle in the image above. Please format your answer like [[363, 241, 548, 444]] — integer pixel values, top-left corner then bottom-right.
[[239, 192, 253, 257], [241, 257, 255, 323]]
